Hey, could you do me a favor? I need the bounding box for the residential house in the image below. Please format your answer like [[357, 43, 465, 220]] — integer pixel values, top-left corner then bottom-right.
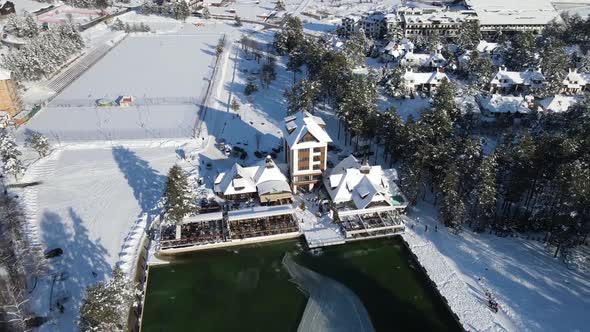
[[402, 67, 449, 93], [562, 68, 590, 94], [381, 38, 414, 62], [476, 94, 535, 117], [399, 49, 447, 69], [283, 111, 332, 193], [214, 156, 293, 205], [476, 40, 499, 54], [323, 156, 407, 239], [0, 68, 22, 119], [489, 66, 545, 94]]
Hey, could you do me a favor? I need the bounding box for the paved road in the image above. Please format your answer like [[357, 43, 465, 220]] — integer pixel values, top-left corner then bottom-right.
[[283, 253, 375, 332]]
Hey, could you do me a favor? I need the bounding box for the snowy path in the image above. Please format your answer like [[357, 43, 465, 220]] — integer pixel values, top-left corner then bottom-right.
[[291, 0, 314, 16], [283, 253, 375, 332], [401, 219, 504, 332]]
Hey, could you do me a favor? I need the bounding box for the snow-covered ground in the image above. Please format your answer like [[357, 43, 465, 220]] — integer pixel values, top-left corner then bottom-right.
[[13, 0, 55, 14], [21, 28, 224, 142], [23, 144, 188, 332], [402, 203, 590, 332]]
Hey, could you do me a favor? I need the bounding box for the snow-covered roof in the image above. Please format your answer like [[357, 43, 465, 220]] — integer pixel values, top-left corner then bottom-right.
[[323, 155, 401, 210], [539, 95, 581, 113], [478, 94, 533, 114], [214, 164, 257, 196], [0, 68, 12, 80], [403, 69, 449, 85], [403, 9, 476, 25], [476, 40, 499, 53], [401, 50, 446, 68], [227, 204, 294, 222], [182, 211, 223, 224], [284, 111, 332, 150], [464, 0, 559, 27], [490, 66, 545, 86], [563, 68, 590, 88], [215, 157, 292, 198]]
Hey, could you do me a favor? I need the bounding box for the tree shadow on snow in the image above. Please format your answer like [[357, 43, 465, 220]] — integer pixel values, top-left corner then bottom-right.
[[111, 146, 167, 223], [37, 209, 111, 329]]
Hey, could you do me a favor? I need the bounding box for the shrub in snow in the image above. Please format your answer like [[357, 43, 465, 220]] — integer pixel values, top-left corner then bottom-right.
[[244, 82, 258, 95]]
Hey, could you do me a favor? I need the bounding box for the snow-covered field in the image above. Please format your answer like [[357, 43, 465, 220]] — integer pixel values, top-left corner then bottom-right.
[[24, 144, 187, 331], [50, 33, 218, 103], [22, 31, 222, 142]]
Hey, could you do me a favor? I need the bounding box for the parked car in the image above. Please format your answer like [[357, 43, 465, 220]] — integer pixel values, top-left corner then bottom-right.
[[44, 248, 63, 259]]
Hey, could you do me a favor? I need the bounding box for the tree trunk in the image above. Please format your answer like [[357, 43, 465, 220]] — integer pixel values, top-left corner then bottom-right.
[[553, 244, 560, 258]]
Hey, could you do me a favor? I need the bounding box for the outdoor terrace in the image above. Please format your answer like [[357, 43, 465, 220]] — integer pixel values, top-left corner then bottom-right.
[[340, 212, 405, 239]]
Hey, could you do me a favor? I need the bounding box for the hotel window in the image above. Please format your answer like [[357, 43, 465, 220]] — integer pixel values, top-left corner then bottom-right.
[[313, 147, 322, 153]]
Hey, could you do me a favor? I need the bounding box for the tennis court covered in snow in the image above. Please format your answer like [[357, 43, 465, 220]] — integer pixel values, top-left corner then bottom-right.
[[23, 32, 221, 141]]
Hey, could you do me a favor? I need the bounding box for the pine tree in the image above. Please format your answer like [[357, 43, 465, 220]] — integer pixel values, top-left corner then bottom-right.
[[504, 32, 537, 71], [472, 154, 498, 231], [24, 131, 50, 157], [467, 53, 493, 91], [345, 29, 368, 66], [163, 165, 195, 224], [273, 16, 304, 55], [284, 79, 320, 114], [384, 66, 409, 98], [2, 156, 25, 181], [259, 57, 277, 88], [287, 49, 304, 83], [431, 79, 459, 121], [538, 37, 569, 97], [79, 266, 139, 332], [244, 82, 258, 95], [439, 164, 465, 229], [111, 18, 125, 31], [457, 20, 481, 51], [578, 51, 590, 72], [173, 0, 190, 21]]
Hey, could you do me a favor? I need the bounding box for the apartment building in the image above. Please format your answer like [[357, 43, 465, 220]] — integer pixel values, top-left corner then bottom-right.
[[283, 111, 332, 193]]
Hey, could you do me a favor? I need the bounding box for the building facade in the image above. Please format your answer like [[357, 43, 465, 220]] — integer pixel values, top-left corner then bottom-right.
[[0, 69, 22, 119], [283, 111, 332, 193]]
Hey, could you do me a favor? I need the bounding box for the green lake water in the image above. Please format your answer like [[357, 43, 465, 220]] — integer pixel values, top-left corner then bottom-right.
[[141, 238, 461, 332]]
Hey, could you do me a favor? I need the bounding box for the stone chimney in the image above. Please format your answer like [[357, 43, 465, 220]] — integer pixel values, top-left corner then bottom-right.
[[359, 158, 371, 174]]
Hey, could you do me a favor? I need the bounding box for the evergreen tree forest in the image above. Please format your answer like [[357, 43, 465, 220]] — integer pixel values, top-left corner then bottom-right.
[[272, 18, 590, 258]]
